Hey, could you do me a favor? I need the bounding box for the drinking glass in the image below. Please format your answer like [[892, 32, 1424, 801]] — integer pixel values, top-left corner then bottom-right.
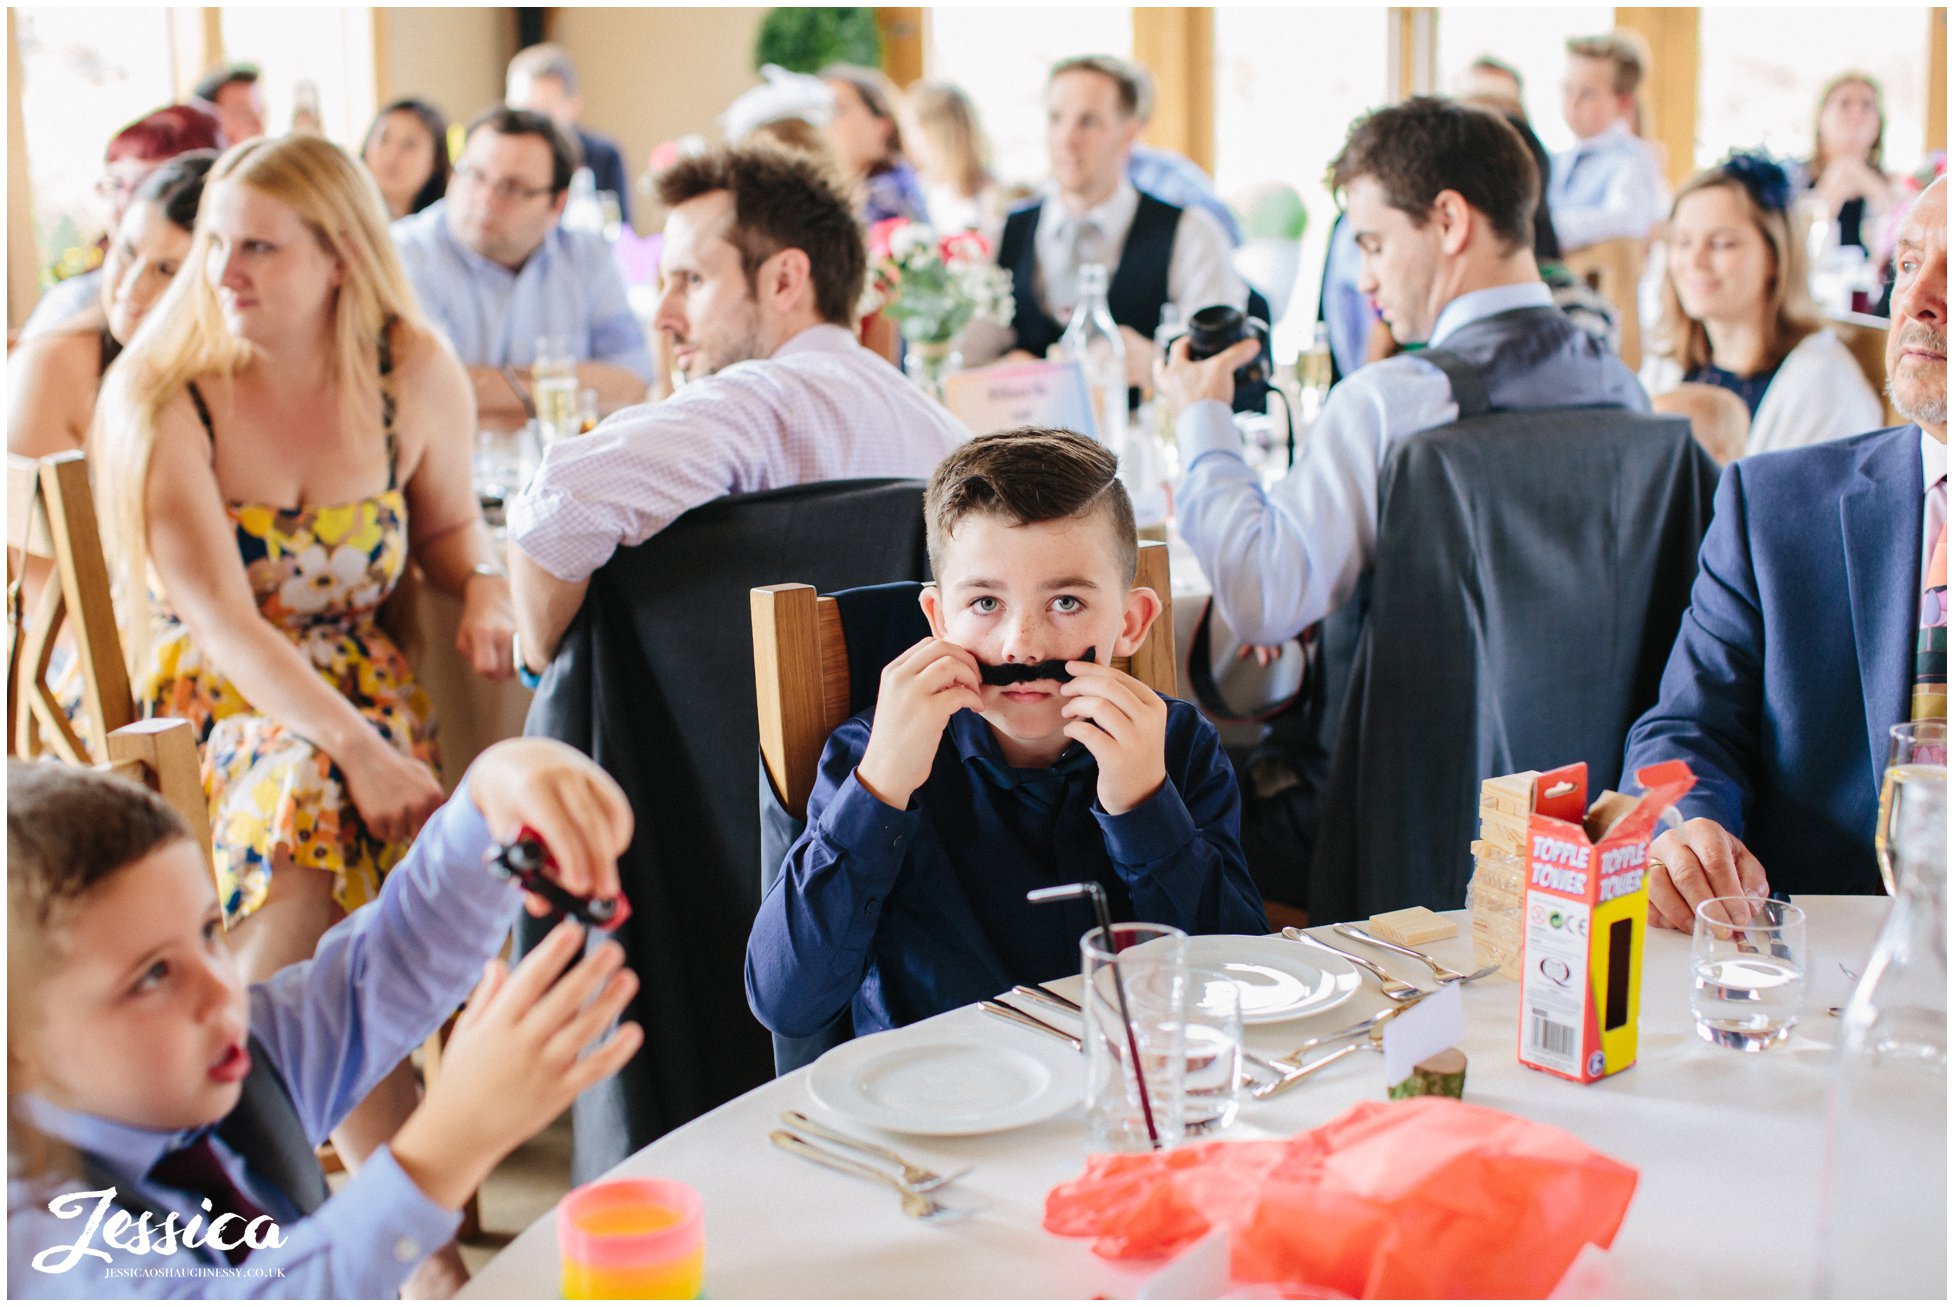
[[1294, 323, 1333, 418], [1875, 720, 1947, 895], [1176, 967, 1243, 1136], [473, 426, 528, 531], [1081, 923, 1187, 1153], [1691, 897, 1807, 1051]]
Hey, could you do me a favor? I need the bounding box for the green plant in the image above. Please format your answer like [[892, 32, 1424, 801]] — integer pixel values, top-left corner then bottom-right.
[[753, 7, 881, 74]]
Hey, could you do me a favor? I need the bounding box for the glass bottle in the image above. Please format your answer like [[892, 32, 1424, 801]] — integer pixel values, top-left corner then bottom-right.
[[1058, 263, 1127, 452], [1816, 779, 1947, 1297], [532, 336, 579, 446]]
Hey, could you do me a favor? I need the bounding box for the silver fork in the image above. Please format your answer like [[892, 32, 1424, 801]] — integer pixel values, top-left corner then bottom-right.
[[779, 1111, 970, 1192], [1267, 999, 1414, 1069], [1283, 927, 1427, 1001], [768, 1129, 976, 1222], [1251, 1024, 1387, 1100], [1334, 923, 1483, 983]]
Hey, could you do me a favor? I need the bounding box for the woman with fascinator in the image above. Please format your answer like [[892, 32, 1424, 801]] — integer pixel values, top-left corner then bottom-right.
[[1644, 151, 1882, 457]]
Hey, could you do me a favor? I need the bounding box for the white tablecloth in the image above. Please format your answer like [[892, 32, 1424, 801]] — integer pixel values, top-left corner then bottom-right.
[[461, 898, 1909, 1299]]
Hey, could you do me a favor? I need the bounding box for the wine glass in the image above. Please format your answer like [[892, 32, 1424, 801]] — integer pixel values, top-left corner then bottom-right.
[[1875, 721, 1947, 895]]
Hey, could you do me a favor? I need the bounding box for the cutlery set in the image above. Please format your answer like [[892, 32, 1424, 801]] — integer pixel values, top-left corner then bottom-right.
[[769, 1112, 981, 1222]]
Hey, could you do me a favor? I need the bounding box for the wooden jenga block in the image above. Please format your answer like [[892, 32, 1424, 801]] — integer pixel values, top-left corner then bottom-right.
[[1367, 905, 1459, 946], [1479, 771, 1538, 814], [1478, 808, 1530, 854]]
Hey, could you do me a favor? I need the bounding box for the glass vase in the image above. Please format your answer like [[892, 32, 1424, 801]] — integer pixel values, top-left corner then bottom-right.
[[903, 339, 961, 402]]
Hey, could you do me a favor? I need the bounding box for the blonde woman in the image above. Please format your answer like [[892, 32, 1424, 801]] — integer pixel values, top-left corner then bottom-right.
[[1803, 72, 1898, 257], [1645, 154, 1881, 456], [906, 79, 1006, 241], [92, 133, 509, 1295]]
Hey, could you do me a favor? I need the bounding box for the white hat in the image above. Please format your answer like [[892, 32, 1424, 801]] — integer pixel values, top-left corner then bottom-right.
[[720, 65, 838, 144]]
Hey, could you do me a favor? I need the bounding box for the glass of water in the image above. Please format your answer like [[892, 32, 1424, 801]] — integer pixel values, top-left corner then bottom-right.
[[1691, 897, 1807, 1051], [1082, 924, 1187, 1153], [1178, 967, 1243, 1136]]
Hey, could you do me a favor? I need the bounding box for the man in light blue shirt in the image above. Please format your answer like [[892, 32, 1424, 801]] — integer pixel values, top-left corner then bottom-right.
[[1157, 98, 1647, 646], [1549, 33, 1666, 252], [392, 106, 653, 427]]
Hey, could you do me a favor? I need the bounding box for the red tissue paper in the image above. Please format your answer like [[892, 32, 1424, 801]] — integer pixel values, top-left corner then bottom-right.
[[1043, 1098, 1638, 1299]]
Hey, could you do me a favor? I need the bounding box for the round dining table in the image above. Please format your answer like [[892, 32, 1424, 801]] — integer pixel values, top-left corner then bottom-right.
[[458, 897, 1910, 1299]]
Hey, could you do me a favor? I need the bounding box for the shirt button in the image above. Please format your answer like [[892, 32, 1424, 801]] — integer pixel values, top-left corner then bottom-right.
[[393, 1236, 423, 1263]]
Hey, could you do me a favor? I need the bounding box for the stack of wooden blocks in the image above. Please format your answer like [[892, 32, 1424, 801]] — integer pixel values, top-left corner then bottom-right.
[[1468, 771, 1535, 979]]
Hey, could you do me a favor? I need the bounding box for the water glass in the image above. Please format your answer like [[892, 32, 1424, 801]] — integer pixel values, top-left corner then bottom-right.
[[1082, 923, 1187, 1153], [1691, 897, 1807, 1051], [1875, 720, 1946, 895], [473, 426, 531, 530], [1176, 967, 1243, 1136]]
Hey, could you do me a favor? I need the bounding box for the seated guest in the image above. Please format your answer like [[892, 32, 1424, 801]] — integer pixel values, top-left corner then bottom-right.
[[92, 133, 514, 1294], [1124, 60, 1243, 247], [1160, 97, 1648, 647], [1550, 33, 1666, 252], [507, 144, 971, 676], [506, 42, 632, 227], [9, 154, 213, 463], [1646, 154, 1881, 455], [391, 106, 654, 425], [6, 739, 640, 1297], [19, 103, 224, 339], [191, 63, 265, 146], [906, 79, 1008, 241], [819, 63, 929, 226], [1624, 177, 1945, 923], [1457, 53, 1525, 106], [977, 54, 1245, 383], [747, 429, 1267, 1038], [1799, 72, 1898, 259], [361, 97, 451, 220]]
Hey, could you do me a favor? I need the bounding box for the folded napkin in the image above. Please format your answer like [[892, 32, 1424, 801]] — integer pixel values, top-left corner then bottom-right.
[[1044, 1098, 1638, 1299]]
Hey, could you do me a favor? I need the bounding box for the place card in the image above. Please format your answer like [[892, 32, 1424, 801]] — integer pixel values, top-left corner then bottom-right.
[[1382, 981, 1463, 1085], [943, 359, 1095, 437]]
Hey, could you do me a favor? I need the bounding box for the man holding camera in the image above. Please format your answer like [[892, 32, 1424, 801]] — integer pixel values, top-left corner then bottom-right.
[[1157, 98, 1648, 644]]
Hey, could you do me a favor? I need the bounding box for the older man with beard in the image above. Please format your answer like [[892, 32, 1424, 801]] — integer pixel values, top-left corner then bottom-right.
[[507, 144, 971, 679], [1624, 176, 1946, 925]]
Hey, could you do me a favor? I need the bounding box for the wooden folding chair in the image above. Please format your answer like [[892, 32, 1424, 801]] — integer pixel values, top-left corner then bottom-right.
[[1564, 236, 1649, 370], [1827, 311, 1902, 426], [752, 539, 1178, 822], [8, 451, 136, 764]]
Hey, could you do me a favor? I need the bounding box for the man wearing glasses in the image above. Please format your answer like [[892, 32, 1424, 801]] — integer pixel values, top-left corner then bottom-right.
[[393, 106, 654, 424]]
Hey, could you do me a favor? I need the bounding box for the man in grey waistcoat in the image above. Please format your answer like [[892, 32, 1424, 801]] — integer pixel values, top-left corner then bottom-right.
[[1157, 96, 1649, 646]]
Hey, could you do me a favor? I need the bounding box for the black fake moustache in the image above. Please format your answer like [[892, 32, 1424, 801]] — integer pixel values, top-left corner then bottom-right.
[[979, 647, 1097, 686]]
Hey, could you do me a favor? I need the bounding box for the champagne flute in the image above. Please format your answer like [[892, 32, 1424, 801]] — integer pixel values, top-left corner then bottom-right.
[[1875, 720, 1948, 895], [1294, 323, 1333, 419]]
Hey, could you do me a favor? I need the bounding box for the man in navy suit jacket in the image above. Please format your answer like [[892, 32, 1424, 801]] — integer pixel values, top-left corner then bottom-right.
[[1625, 177, 1946, 928]]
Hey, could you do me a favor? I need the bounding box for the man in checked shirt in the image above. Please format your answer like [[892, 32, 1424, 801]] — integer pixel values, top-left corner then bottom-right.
[[508, 144, 971, 679]]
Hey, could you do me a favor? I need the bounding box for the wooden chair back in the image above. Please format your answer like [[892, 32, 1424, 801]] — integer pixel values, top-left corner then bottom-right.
[[100, 718, 214, 879], [7, 451, 135, 763], [753, 539, 1178, 822], [1565, 237, 1648, 370], [1827, 312, 1902, 426], [1653, 382, 1751, 465]]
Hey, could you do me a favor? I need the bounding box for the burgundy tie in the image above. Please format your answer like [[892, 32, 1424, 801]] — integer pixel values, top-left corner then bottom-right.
[[148, 1135, 269, 1265]]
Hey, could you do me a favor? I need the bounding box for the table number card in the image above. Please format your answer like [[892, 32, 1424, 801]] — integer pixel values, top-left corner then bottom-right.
[[943, 359, 1095, 437], [1382, 981, 1463, 1085]]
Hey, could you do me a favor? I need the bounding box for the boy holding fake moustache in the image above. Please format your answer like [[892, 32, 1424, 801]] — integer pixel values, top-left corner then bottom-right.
[[8, 739, 640, 1299], [747, 428, 1267, 1040]]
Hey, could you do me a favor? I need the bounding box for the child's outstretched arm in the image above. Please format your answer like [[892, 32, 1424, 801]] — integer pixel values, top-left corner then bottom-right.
[[248, 738, 633, 1146], [746, 637, 982, 1038]]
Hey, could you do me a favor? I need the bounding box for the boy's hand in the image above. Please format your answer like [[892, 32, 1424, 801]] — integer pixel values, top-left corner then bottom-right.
[[855, 637, 984, 810], [1059, 662, 1168, 815], [389, 921, 643, 1212], [467, 739, 633, 910]]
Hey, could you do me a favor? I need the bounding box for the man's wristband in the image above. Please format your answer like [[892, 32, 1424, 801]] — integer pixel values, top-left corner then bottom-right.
[[512, 632, 543, 691]]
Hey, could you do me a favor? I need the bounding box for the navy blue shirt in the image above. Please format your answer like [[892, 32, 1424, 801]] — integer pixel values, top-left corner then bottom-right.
[[1686, 359, 1782, 417], [746, 697, 1268, 1039]]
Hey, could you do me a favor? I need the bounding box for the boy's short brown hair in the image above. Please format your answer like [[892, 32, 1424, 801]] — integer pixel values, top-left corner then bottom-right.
[[8, 761, 190, 932], [1566, 33, 1646, 98], [925, 427, 1138, 584], [655, 143, 867, 327]]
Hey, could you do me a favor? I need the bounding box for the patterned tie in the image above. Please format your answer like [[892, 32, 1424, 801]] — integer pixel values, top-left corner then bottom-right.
[[1049, 216, 1104, 320], [1914, 516, 1947, 722], [148, 1135, 269, 1265]]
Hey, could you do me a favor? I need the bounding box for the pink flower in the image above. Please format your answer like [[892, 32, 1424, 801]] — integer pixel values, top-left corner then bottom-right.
[[869, 217, 910, 261], [938, 230, 990, 265]]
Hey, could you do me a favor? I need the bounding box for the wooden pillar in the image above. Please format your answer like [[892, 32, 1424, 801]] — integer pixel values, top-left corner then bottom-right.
[[1929, 9, 1946, 156], [7, 9, 39, 331], [1614, 7, 1699, 190], [1389, 7, 1437, 101], [169, 8, 224, 101], [876, 8, 924, 88], [1131, 7, 1214, 175]]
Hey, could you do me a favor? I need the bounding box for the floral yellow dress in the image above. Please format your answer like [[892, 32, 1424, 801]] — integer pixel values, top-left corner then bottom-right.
[[136, 361, 439, 924]]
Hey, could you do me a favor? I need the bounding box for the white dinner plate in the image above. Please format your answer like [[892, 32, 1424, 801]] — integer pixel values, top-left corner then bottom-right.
[[806, 1025, 1079, 1136], [1176, 934, 1364, 1024]]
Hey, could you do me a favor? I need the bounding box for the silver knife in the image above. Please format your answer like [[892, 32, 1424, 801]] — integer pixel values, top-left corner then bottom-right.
[[978, 998, 1083, 1050]]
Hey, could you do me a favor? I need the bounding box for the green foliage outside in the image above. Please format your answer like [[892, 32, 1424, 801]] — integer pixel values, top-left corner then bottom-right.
[[753, 7, 882, 74]]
